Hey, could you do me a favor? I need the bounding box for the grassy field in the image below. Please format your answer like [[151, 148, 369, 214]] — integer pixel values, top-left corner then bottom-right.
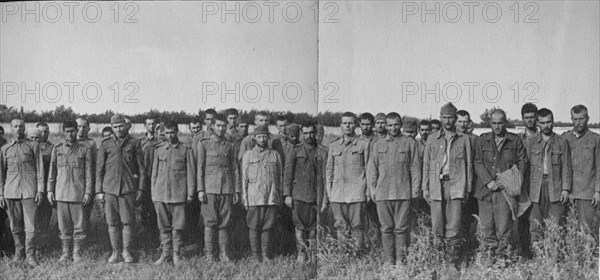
[[1, 133, 598, 279]]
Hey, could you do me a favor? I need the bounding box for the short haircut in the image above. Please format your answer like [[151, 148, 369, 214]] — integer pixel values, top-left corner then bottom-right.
[[571, 104, 588, 115], [359, 113, 375, 124], [36, 122, 49, 128], [237, 116, 249, 125], [102, 126, 113, 134], [419, 120, 431, 127], [537, 108, 553, 119], [456, 110, 470, 118], [341, 112, 357, 120], [204, 109, 217, 117], [521, 103, 538, 116], [386, 112, 402, 122], [145, 117, 158, 123], [63, 120, 78, 130], [276, 115, 289, 122], [300, 123, 317, 131], [490, 109, 507, 121], [226, 108, 239, 116], [431, 119, 442, 126], [256, 111, 269, 118], [190, 118, 202, 125], [163, 121, 179, 131], [215, 113, 228, 124]]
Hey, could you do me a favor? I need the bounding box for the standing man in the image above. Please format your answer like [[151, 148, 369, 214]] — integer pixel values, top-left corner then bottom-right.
[[76, 117, 97, 240], [456, 110, 479, 251], [242, 125, 283, 261], [401, 118, 419, 139], [202, 109, 217, 139], [237, 116, 250, 139], [187, 119, 203, 149], [95, 114, 146, 264], [359, 113, 375, 141], [238, 111, 283, 161], [418, 120, 431, 156], [225, 108, 239, 139], [373, 113, 388, 139], [422, 103, 472, 268], [0, 119, 45, 265], [139, 118, 162, 248], [358, 113, 380, 245], [32, 122, 54, 256], [274, 115, 290, 142], [197, 114, 241, 262], [151, 121, 195, 267], [47, 121, 93, 263], [184, 118, 203, 250], [281, 124, 301, 164], [324, 112, 371, 253], [368, 112, 421, 265], [526, 108, 571, 247], [562, 105, 600, 237], [102, 127, 113, 140], [474, 109, 526, 259], [284, 123, 328, 262]]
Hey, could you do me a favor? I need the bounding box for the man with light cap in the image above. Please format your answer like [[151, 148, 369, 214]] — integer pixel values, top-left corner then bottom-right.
[[401, 118, 419, 139], [422, 103, 472, 269], [374, 113, 388, 139], [0, 118, 45, 265], [238, 111, 283, 161], [96, 114, 146, 263]]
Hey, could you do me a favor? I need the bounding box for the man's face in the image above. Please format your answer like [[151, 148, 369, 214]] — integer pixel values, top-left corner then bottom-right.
[[102, 131, 113, 139], [237, 123, 249, 136], [360, 119, 373, 136], [11, 120, 25, 139], [340, 116, 356, 136], [456, 115, 470, 133], [204, 114, 215, 128], [276, 120, 288, 135], [76, 119, 90, 138], [214, 120, 227, 137], [145, 119, 156, 134], [164, 128, 178, 144], [112, 122, 126, 138], [124, 119, 132, 133], [227, 114, 238, 127], [255, 115, 269, 126], [402, 128, 417, 139], [490, 113, 507, 136], [28, 133, 40, 142], [419, 125, 431, 141], [440, 114, 457, 131], [538, 115, 554, 135], [302, 126, 316, 145], [288, 134, 299, 145], [189, 122, 202, 134], [522, 112, 537, 130], [37, 126, 49, 142], [254, 133, 269, 147], [64, 127, 77, 143], [374, 119, 386, 134], [386, 118, 401, 137], [431, 123, 441, 133], [571, 111, 589, 134]]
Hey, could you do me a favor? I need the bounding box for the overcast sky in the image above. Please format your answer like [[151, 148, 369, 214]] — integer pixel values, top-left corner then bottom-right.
[[1, 1, 598, 122]]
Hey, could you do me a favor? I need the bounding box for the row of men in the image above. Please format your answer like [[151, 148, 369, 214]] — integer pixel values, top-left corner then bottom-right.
[[0, 103, 598, 268]]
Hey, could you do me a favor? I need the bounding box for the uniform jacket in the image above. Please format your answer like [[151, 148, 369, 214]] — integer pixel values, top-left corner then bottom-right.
[[368, 135, 422, 201], [151, 141, 195, 203], [325, 135, 371, 203], [96, 134, 145, 196], [0, 138, 45, 199], [39, 141, 54, 185], [78, 137, 97, 187], [562, 129, 600, 199], [197, 134, 240, 194], [283, 142, 328, 205], [526, 133, 572, 203], [47, 141, 93, 202], [242, 146, 283, 207]]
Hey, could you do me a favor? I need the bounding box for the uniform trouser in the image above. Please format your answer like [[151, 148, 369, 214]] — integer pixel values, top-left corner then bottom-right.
[[377, 200, 411, 261], [104, 193, 136, 251], [136, 193, 158, 243], [202, 194, 233, 255], [35, 196, 52, 239], [154, 202, 186, 252], [57, 202, 87, 241], [529, 178, 566, 243], [462, 196, 478, 246], [431, 185, 462, 248], [292, 200, 318, 231], [331, 202, 366, 249], [247, 205, 277, 258], [478, 191, 513, 255], [6, 199, 38, 255], [575, 199, 599, 237], [366, 200, 381, 238]]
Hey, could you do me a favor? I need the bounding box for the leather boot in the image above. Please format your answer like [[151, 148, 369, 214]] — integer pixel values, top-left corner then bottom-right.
[[395, 233, 408, 265], [122, 225, 134, 263], [172, 230, 183, 267], [25, 234, 38, 266], [73, 238, 83, 263], [204, 227, 217, 262], [295, 229, 306, 262], [108, 226, 122, 263], [154, 232, 172, 265], [59, 239, 71, 262], [382, 233, 396, 265], [261, 230, 272, 260], [12, 233, 25, 262], [218, 230, 231, 262], [249, 229, 262, 262]]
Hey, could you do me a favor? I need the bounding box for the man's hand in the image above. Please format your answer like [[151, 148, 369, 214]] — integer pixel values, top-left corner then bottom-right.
[[0, 195, 6, 209], [135, 190, 144, 204], [423, 191, 431, 205], [592, 192, 600, 207], [371, 194, 377, 203], [560, 191, 570, 204], [95, 193, 105, 204], [187, 195, 194, 203], [244, 204, 249, 211], [320, 202, 328, 213], [47, 192, 55, 206], [487, 181, 498, 192], [35, 192, 44, 206], [233, 193, 241, 205], [198, 191, 207, 204], [83, 194, 92, 206], [284, 196, 293, 208]]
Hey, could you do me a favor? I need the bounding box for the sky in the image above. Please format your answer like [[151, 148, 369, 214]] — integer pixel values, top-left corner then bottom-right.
[[1, 1, 598, 122]]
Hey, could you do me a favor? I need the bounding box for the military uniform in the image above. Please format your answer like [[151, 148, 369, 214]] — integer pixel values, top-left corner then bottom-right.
[[238, 132, 283, 162], [359, 133, 381, 246], [0, 138, 44, 262], [36, 140, 54, 252], [138, 134, 162, 248]]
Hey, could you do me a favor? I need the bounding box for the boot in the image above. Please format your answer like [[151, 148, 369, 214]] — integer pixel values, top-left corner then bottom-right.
[[25, 235, 38, 266], [59, 239, 71, 262], [249, 229, 262, 262], [108, 226, 122, 264], [295, 229, 307, 262], [154, 233, 172, 265], [73, 239, 83, 263], [352, 230, 364, 255], [204, 227, 217, 262], [172, 230, 183, 267], [122, 225, 134, 263], [218, 230, 231, 262], [12, 233, 25, 262], [382, 233, 396, 265], [395, 233, 408, 265], [261, 230, 272, 260]]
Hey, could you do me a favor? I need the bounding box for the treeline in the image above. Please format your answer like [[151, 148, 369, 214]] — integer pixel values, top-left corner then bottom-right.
[[1, 105, 597, 128]]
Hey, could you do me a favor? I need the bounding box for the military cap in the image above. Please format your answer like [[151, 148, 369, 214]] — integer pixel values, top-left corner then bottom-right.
[[254, 125, 269, 135], [285, 124, 300, 137], [402, 118, 418, 131], [440, 103, 457, 116], [111, 114, 126, 124]]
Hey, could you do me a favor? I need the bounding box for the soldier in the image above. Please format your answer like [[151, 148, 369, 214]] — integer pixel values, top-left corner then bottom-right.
[[203, 109, 217, 137], [0, 118, 45, 265], [284, 123, 327, 262], [562, 105, 600, 238], [526, 108, 571, 247], [95, 114, 146, 263], [456, 110, 479, 252], [225, 108, 239, 139], [238, 111, 283, 161], [401, 118, 419, 139], [102, 127, 113, 140], [47, 120, 93, 263], [242, 125, 283, 261], [151, 121, 195, 266], [359, 113, 375, 141], [430, 119, 442, 133], [474, 109, 527, 259], [358, 113, 381, 245], [316, 124, 325, 146], [324, 112, 371, 253], [374, 113, 387, 139], [274, 115, 290, 142], [281, 124, 301, 164], [237, 117, 250, 139], [31, 122, 54, 256], [520, 103, 540, 143], [75, 117, 97, 239], [197, 114, 241, 262], [139, 118, 162, 248], [418, 120, 431, 156], [184, 118, 203, 250], [422, 103, 472, 268], [368, 112, 421, 265], [187, 119, 203, 149]]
